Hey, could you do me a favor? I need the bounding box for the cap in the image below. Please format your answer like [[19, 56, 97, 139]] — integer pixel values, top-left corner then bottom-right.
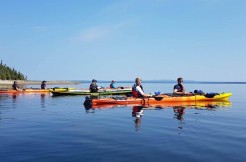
[[92, 79, 97, 82], [112, 80, 115, 82], [42, 80, 47, 83]]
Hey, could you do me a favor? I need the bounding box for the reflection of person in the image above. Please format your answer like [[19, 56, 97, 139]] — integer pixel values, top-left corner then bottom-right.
[[12, 81, 21, 91], [173, 77, 192, 95], [132, 106, 144, 131], [41, 80, 47, 89], [41, 94, 45, 108], [132, 77, 151, 97], [173, 106, 186, 121], [89, 79, 99, 92]]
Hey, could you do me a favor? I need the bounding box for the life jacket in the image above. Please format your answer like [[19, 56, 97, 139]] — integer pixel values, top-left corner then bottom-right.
[[41, 83, 46, 89], [174, 84, 185, 92], [132, 84, 143, 98], [110, 83, 115, 88], [89, 83, 98, 92], [12, 84, 19, 90]]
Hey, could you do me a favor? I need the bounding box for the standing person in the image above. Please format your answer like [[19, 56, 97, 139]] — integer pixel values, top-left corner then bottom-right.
[[132, 77, 151, 98], [89, 79, 99, 92], [12, 81, 21, 91], [173, 77, 192, 95], [110, 80, 116, 89], [41, 81, 47, 89]]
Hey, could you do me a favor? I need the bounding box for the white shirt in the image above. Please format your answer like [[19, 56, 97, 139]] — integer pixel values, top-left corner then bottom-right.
[[136, 85, 144, 95]]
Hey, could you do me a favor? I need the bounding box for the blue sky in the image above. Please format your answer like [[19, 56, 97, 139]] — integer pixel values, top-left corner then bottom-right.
[[0, 0, 245, 81]]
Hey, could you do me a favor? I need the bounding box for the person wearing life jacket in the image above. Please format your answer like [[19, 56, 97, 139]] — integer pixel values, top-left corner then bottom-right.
[[89, 79, 99, 92], [110, 80, 116, 89], [173, 77, 192, 95], [12, 80, 21, 91], [41, 80, 47, 89], [132, 77, 151, 98]]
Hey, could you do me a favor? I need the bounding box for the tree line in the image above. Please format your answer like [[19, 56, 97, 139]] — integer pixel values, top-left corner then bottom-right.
[[0, 60, 27, 80]]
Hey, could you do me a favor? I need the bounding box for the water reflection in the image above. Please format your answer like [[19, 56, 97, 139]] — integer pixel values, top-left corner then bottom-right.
[[83, 100, 232, 132], [172, 106, 186, 132], [132, 106, 144, 131], [0, 94, 19, 120], [84, 105, 96, 113], [41, 94, 45, 108], [173, 106, 185, 121], [12, 94, 17, 101]]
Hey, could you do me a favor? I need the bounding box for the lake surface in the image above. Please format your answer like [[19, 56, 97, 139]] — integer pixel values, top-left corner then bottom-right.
[[0, 83, 246, 162]]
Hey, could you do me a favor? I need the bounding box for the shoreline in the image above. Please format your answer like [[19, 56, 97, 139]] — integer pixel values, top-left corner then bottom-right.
[[0, 80, 81, 85]]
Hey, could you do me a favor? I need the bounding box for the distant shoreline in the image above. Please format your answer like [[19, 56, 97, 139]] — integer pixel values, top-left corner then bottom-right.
[[1, 80, 245, 85], [0, 80, 81, 85]]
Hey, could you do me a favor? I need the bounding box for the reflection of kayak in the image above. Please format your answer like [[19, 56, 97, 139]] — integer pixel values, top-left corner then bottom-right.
[[84, 92, 232, 107], [51, 88, 132, 96], [85, 100, 232, 109], [0, 87, 74, 94]]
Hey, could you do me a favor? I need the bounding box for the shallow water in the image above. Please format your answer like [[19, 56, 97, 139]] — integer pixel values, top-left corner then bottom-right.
[[0, 83, 246, 162]]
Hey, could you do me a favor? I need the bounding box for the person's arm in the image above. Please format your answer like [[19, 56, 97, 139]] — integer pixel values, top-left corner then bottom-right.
[[136, 86, 151, 97], [15, 85, 22, 91], [96, 84, 101, 90], [173, 85, 185, 95], [173, 89, 185, 95], [112, 83, 116, 89], [173, 85, 192, 95]]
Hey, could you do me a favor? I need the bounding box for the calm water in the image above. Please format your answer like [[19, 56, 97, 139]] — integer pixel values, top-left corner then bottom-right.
[[0, 83, 246, 162]]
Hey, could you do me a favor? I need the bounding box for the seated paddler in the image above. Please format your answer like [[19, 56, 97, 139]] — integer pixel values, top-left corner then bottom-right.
[[89, 79, 100, 93], [173, 77, 192, 95], [132, 77, 151, 98]]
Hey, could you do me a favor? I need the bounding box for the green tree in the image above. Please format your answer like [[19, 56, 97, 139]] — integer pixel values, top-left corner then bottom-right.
[[0, 60, 27, 80]]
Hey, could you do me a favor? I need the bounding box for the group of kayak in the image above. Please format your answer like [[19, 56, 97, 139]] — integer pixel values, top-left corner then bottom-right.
[[0, 80, 132, 95], [0, 78, 232, 109], [84, 77, 232, 108]]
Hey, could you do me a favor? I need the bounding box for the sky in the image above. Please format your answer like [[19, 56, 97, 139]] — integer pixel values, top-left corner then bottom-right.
[[0, 0, 245, 82]]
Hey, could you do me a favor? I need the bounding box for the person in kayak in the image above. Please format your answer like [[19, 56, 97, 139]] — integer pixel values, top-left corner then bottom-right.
[[12, 81, 21, 91], [41, 80, 47, 89], [110, 80, 117, 89], [110, 80, 125, 89], [89, 79, 100, 92], [173, 77, 192, 95], [132, 77, 151, 98]]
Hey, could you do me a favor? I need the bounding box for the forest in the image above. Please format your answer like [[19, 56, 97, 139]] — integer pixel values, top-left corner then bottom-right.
[[0, 60, 26, 80]]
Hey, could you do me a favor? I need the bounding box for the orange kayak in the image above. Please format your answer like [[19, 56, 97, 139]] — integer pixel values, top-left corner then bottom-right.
[[0, 87, 74, 94], [84, 92, 232, 107]]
